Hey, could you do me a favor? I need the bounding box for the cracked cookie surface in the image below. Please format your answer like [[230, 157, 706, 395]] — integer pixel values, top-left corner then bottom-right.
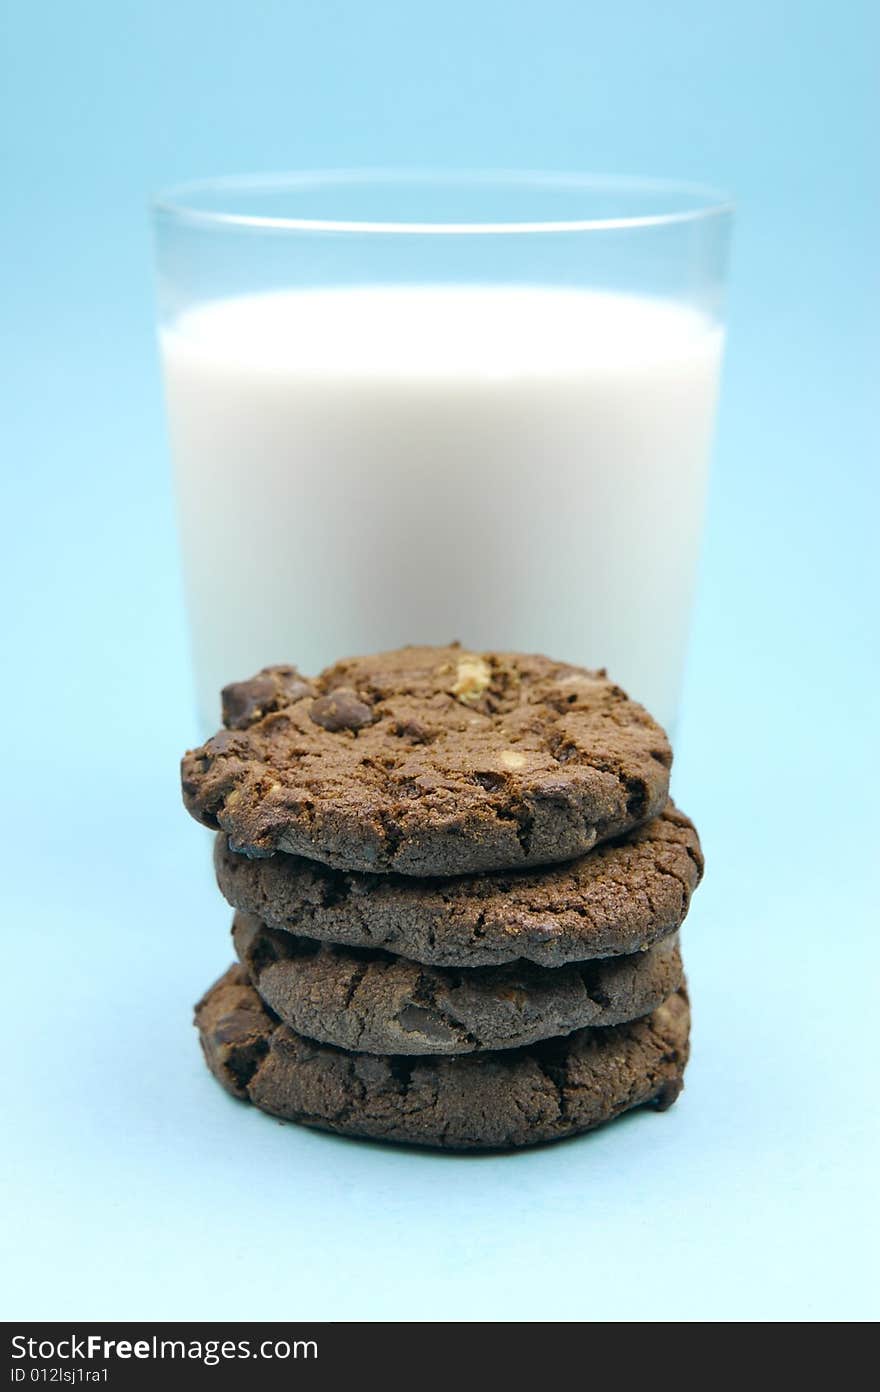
[[182, 645, 671, 876], [215, 802, 701, 967], [233, 913, 683, 1055], [195, 965, 690, 1150]]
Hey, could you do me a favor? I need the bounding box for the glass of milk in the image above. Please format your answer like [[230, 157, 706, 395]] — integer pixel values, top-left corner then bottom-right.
[[153, 171, 733, 735]]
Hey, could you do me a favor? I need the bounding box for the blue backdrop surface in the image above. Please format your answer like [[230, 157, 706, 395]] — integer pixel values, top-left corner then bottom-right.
[[2, 0, 877, 1321]]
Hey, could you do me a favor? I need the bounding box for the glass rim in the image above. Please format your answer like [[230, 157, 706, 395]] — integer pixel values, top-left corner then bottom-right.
[[152, 168, 735, 236]]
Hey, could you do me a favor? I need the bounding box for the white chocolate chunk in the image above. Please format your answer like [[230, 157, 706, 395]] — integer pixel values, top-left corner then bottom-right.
[[499, 749, 527, 770], [450, 656, 492, 703]]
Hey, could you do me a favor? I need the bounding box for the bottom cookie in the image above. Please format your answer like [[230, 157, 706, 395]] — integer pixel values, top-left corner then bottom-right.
[[195, 966, 690, 1151]]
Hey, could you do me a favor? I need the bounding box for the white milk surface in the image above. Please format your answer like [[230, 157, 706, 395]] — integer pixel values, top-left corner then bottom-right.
[[161, 286, 723, 732]]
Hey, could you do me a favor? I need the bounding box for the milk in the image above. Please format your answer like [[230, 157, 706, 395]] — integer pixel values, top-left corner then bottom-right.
[[161, 286, 723, 733]]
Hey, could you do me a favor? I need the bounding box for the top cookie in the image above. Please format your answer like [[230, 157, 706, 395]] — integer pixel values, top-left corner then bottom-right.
[[181, 645, 672, 876]]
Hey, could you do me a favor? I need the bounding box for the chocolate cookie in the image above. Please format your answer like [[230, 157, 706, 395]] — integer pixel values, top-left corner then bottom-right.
[[195, 966, 690, 1150], [215, 802, 701, 968], [233, 912, 683, 1055], [182, 646, 671, 876]]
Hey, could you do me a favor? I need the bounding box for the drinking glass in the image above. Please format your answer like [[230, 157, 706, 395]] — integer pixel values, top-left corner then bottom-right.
[[153, 170, 733, 735]]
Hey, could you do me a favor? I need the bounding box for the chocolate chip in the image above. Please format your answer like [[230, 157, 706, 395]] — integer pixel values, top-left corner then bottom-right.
[[395, 1004, 457, 1043], [222, 666, 313, 729], [202, 729, 245, 759], [389, 717, 436, 744], [273, 668, 315, 701], [309, 688, 374, 733], [222, 677, 276, 729], [473, 771, 506, 792]]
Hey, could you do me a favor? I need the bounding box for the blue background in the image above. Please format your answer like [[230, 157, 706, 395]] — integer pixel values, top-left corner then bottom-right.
[[2, 0, 877, 1322]]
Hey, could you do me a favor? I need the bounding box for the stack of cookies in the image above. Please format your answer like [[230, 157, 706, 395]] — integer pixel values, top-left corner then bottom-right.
[[182, 645, 702, 1150]]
